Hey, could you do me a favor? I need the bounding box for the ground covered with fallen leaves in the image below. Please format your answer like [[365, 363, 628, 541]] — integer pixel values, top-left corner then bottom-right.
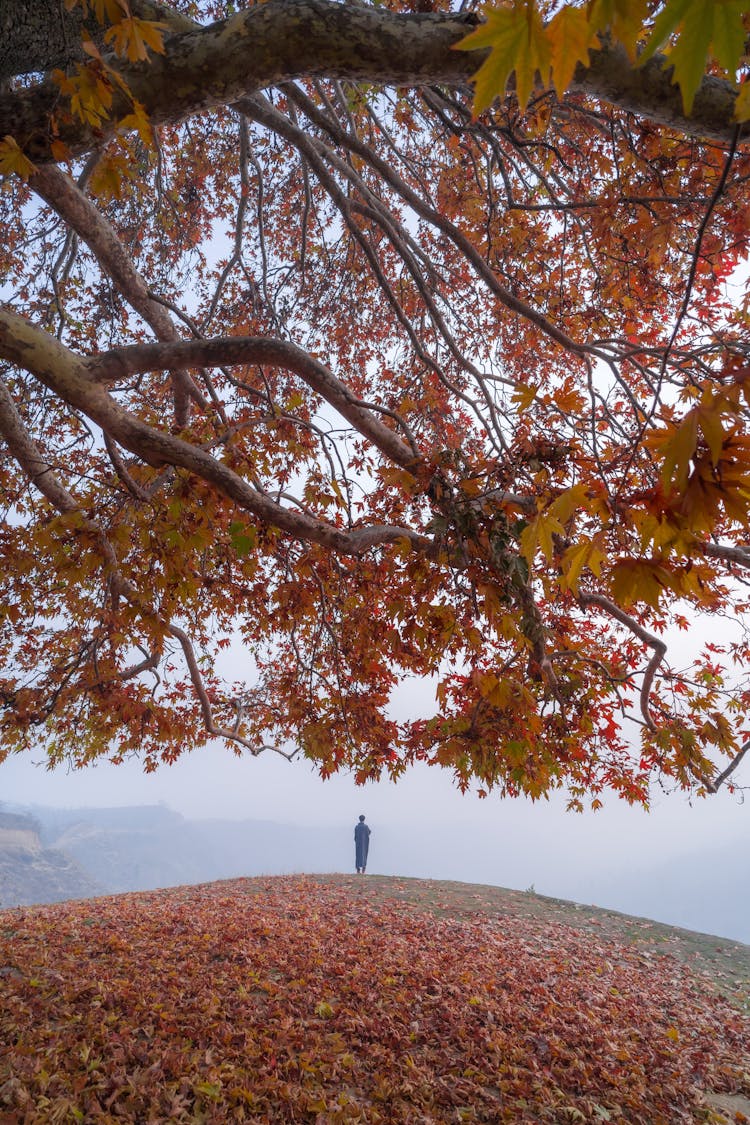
[[1, 875, 749, 1123]]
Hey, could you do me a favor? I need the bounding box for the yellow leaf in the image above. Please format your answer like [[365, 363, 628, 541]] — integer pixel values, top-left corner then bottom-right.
[[118, 100, 155, 148], [378, 465, 419, 495], [696, 399, 726, 467], [641, 0, 745, 115], [93, 0, 133, 24], [549, 483, 590, 524], [519, 510, 564, 565], [659, 410, 698, 491], [512, 382, 538, 412], [559, 536, 606, 594], [455, 2, 551, 114], [105, 17, 167, 63], [476, 670, 514, 708], [547, 5, 598, 95], [81, 37, 103, 62], [610, 559, 671, 609], [89, 152, 134, 201], [0, 136, 37, 179], [50, 139, 72, 163], [589, 0, 649, 61], [666, 1025, 680, 1041]]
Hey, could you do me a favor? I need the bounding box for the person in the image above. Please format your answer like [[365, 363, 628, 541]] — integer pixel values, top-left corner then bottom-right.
[[354, 814, 370, 874]]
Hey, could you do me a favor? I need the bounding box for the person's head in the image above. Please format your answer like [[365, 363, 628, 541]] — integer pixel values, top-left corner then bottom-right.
[[358, 814, 365, 822]]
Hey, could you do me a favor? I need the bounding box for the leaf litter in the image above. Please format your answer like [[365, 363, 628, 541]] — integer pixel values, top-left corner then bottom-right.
[[0, 875, 748, 1123]]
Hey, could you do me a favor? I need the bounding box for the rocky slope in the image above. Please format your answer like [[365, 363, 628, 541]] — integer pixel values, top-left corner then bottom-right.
[[0, 812, 102, 908]]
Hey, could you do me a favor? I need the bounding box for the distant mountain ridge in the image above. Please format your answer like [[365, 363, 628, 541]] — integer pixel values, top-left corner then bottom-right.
[[1, 804, 347, 902], [1, 802, 749, 946], [0, 810, 102, 907]]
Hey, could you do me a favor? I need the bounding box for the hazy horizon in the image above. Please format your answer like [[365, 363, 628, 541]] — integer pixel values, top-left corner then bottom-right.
[[3, 744, 749, 942]]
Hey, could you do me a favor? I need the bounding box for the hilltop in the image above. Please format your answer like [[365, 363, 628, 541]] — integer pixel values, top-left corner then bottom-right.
[[1, 875, 749, 1123]]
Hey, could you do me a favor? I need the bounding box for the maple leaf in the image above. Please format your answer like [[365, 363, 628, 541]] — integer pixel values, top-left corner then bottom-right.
[[547, 5, 598, 96], [105, 18, 168, 63], [1, 0, 750, 803], [640, 0, 747, 113], [0, 876, 748, 1124], [588, 0, 650, 60], [455, 2, 551, 113], [0, 136, 36, 179]]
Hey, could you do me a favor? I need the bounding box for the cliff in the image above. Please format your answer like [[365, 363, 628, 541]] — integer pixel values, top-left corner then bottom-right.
[[0, 811, 102, 908]]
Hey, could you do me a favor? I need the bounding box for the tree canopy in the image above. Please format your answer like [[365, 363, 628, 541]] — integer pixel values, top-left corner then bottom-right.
[[2, 0, 750, 806]]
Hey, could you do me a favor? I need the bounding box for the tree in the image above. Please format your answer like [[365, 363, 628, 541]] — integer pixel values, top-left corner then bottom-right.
[[2, 0, 750, 806]]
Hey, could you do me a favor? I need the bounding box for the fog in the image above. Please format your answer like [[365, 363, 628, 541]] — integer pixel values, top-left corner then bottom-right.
[[3, 737, 749, 941]]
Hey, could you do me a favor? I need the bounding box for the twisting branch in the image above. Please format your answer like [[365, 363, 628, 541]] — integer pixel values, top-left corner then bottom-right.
[[0, 2, 745, 164], [83, 333, 420, 470], [165, 622, 294, 757], [578, 591, 667, 730], [0, 307, 430, 556], [707, 739, 750, 793], [29, 164, 207, 426]]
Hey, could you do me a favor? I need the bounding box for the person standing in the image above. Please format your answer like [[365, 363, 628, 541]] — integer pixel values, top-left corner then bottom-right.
[[354, 815, 370, 874]]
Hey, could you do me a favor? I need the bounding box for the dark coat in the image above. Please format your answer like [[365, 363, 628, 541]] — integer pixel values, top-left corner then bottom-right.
[[354, 821, 370, 869]]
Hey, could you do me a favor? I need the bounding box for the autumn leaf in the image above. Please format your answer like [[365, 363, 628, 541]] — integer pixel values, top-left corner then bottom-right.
[[640, 0, 746, 113], [0, 876, 747, 1124], [117, 99, 155, 147], [0, 136, 36, 179], [2, 0, 750, 802], [610, 559, 672, 609], [657, 410, 699, 491], [519, 509, 564, 565], [104, 18, 168, 63], [547, 5, 598, 95], [589, 0, 650, 60], [455, 2, 550, 113], [559, 535, 606, 594]]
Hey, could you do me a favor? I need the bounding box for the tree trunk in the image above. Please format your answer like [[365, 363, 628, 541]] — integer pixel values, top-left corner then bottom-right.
[[0, 0, 96, 81]]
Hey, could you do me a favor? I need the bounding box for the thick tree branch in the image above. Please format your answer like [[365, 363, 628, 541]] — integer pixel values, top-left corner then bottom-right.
[[30, 164, 205, 425], [0, 378, 79, 515], [0, 0, 743, 164], [0, 307, 429, 556], [83, 335, 419, 471]]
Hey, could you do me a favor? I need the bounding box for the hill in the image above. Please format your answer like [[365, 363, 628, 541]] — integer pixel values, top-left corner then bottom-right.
[[1, 875, 749, 1123], [0, 810, 102, 907]]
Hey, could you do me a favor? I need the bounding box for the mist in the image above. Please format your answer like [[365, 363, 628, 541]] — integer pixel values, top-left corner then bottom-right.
[[3, 743, 749, 942]]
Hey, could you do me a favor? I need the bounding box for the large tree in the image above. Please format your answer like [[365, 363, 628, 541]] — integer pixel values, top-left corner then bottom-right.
[[2, 0, 750, 805]]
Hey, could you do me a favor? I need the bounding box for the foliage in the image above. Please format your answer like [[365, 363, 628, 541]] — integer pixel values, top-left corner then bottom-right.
[[459, 0, 750, 118], [1, 876, 748, 1123], [2, 0, 750, 802]]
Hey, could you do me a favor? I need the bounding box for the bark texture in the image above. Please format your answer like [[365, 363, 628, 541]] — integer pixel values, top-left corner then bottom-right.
[[0, 0, 743, 162], [0, 0, 191, 81]]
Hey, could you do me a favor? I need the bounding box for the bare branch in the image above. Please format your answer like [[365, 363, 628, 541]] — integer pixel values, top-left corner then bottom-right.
[[707, 739, 750, 793], [0, 307, 430, 557]]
